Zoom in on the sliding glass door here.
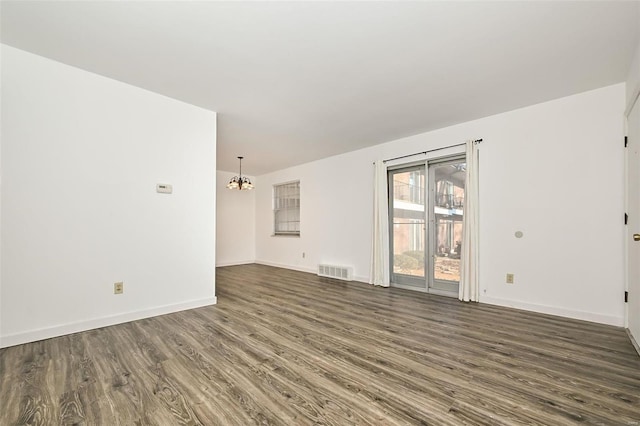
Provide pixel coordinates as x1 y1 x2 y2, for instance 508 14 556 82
428 158 466 295
389 156 466 296
389 166 427 289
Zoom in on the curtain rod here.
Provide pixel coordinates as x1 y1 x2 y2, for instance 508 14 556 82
378 138 483 164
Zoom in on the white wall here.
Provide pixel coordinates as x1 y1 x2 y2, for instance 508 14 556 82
216 170 256 266
255 153 374 281
626 6 640 111
256 84 626 326
0 46 217 347
0 39 3 344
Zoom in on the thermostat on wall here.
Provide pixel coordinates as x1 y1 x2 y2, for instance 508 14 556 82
156 183 173 194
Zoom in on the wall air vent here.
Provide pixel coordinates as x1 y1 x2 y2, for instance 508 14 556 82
318 264 353 281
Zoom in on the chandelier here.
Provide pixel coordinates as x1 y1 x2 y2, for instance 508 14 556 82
226 156 254 190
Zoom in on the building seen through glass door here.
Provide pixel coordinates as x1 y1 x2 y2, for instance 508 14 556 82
389 157 466 295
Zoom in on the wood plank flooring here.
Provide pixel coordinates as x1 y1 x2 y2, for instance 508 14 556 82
1 263 639 425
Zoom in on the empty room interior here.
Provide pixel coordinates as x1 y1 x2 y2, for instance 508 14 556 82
2 1 640 424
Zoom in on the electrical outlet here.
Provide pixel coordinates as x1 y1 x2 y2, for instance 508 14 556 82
114 282 124 294
506 273 514 284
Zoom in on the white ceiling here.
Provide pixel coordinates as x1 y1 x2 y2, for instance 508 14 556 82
2 1 638 175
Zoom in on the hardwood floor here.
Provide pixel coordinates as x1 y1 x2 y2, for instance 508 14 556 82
1 264 639 425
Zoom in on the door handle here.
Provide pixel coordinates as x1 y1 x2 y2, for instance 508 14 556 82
634 234 640 241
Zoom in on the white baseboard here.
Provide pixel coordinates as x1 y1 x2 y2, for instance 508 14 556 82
255 260 369 283
216 259 255 267
0 296 217 348
255 260 317 275
480 295 624 327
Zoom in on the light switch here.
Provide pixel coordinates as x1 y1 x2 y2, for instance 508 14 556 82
156 183 173 194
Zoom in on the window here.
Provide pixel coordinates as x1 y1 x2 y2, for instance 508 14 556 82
273 181 300 236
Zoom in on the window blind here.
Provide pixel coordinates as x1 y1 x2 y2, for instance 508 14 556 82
273 181 300 235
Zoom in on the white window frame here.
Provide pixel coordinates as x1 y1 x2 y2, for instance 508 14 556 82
273 180 300 237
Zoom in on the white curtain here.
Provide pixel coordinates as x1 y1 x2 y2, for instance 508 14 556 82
370 160 390 287
459 140 479 302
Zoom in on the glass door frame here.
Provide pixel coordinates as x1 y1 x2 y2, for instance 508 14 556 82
388 163 428 291
427 155 466 298
388 154 466 297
